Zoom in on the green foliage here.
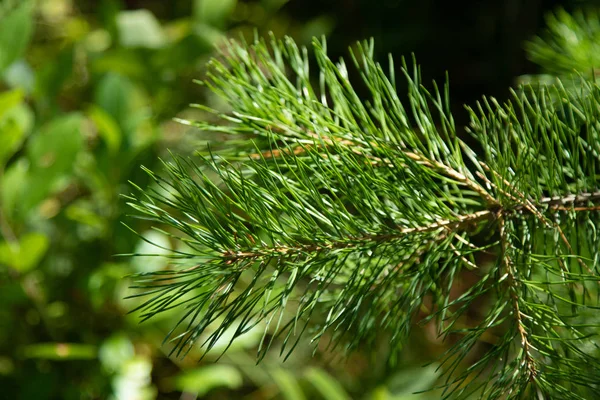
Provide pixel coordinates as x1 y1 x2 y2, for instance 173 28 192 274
171 364 243 396
0 1 233 398
0 0 33 74
3 1 390 399
0 232 48 272
5 1 600 399
127 33 600 399
521 7 600 91
525 7 600 76
0 88 29 167
116 10 167 49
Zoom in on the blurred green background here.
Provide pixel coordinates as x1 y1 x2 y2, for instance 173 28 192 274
0 1 596 399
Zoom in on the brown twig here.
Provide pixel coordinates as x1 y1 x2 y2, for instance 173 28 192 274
223 210 493 261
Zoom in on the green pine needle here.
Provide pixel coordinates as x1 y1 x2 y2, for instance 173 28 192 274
126 34 600 399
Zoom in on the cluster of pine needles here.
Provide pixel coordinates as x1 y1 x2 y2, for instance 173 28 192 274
125 25 600 400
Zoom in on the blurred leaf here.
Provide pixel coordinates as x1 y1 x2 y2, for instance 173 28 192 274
46 301 67 318
98 0 122 38
91 49 146 80
131 230 172 273
117 10 166 49
370 387 391 400
272 368 306 400
99 334 135 372
94 72 153 149
0 0 34 74
0 356 15 375
0 101 34 154
1 158 27 218
304 368 350 400
3 60 34 93
0 118 24 168
94 73 133 128
193 23 225 46
261 0 289 11
34 46 74 106
84 29 112 53
88 262 129 310
28 113 83 173
154 31 214 71
201 319 265 356
299 16 335 45
526 8 600 75
0 88 23 120
39 0 73 22
112 357 157 400
65 200 108 238
63 16 90 43
0 232 49 273
88 105 122 154
194 0 237 28
172 365 243 395
385 364 441 399
22 343 97 360
0 89 26 166
23 113 83 212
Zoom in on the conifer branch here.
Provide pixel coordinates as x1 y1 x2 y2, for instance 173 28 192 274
127 34 600 398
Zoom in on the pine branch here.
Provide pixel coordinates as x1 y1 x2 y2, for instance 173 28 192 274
126 35 600 399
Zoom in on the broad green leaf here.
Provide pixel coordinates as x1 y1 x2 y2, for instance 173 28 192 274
194 0 237 28
88 263 130 310
0 88 23 120
272 369 306 400
94 73 133 125
34 47 74 103
99 334 135 372
300 16 335 45
22 343 97 360
0 89 29 167
0 0 34 74
0 232 49 273
131 230 172 273
117 10 166 49
370 387 391 400
1 98 34 134
112 357 156 400
65 201 106 229
88 105 122 154
94 73 156 151
0 118 24 167
23 114 83 212
385 364 441 399
39 0 74 21
201 319 264 356
3 60 35 92
28 113 83 174
172 365 243 396
193 23 224 46
153 29 216 71
1 158 27 219
94 73 137 133
304 368 350 400
91 50 146 79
